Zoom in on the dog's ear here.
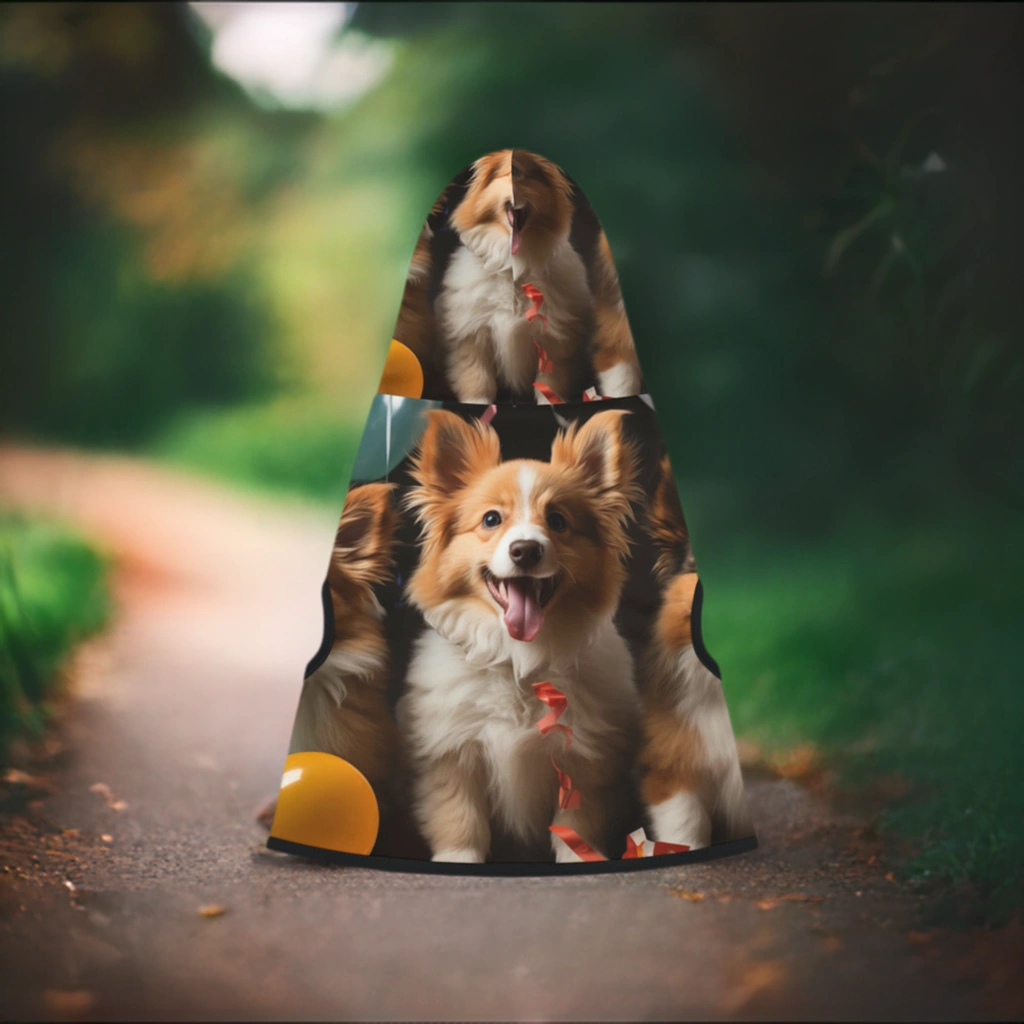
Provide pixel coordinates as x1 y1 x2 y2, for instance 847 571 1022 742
409 410 501 500
551 409 638 497
330 483 397 588
647 455 694 581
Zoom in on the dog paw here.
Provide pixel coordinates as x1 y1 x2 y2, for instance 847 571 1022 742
432 847 485 864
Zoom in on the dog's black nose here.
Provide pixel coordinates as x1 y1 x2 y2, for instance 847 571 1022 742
509 540 543 569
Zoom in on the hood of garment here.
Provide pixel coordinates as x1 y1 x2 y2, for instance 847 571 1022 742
386 149 644 405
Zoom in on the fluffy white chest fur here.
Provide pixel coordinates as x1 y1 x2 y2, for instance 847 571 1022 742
436 236 592 398
398 608 638 847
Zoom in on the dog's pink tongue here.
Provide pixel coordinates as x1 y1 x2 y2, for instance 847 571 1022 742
504 578 543 642
511 223 521 255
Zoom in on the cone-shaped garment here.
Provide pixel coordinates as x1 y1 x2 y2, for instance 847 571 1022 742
268 149 757 874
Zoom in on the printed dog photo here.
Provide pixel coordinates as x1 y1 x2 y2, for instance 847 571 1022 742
273 394 755 867
393 149 644 405
637 456 755 850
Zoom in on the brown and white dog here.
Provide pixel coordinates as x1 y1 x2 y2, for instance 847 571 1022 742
418 149 642 404
637 456 753 850
398 409 643 863
287 483 402 815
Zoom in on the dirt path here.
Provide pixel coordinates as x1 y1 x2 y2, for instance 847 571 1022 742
0 445 998 1021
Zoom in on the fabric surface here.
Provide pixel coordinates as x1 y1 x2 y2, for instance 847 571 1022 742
269 150 756 872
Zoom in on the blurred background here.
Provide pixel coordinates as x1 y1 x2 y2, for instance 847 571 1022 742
1 2 1022 921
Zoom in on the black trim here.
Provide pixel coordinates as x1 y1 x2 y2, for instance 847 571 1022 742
690 578 722 680
266 834 757 877
303 578 334 680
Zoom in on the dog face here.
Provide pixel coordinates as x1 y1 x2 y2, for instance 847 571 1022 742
448 149 576 273
509 149 575 266
328 483 398 628
450 149 514 270
407 410 640 645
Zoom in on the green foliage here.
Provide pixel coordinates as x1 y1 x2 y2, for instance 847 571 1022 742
706 497 1024 920
0 515 110 762
152 399 365 507
0 3 309 446
347 1 1024 521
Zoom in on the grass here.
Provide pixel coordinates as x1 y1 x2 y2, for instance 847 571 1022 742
703 498 1024 921
151 398 365 508
0 515 111 763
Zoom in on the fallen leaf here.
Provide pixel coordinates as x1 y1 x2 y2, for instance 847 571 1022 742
89 782 128 812
720 960 788 1014
42 989 95 1018
734 738 762 767
759 893 824 909
669 887 705 902
101 834 113 844
885 871 896 882
3 768 54 792
197 903 226 919
770 744 822 780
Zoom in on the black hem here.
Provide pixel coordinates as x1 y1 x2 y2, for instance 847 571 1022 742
690 577 722 680
266 833 758 877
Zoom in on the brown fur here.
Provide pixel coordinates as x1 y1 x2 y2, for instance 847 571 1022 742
590 232 642 387
635 457 753 847
647 454 696 582
656 571 698 651
638 706 707 805
510 149 576 260
289 483 403 813
391 223 437 374
451 149 513 237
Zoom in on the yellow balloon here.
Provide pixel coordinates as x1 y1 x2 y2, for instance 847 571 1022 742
269 751 380 856
378 339 424 399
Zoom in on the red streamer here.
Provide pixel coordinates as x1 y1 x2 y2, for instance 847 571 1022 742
549 825 606 862
536 681 692 864
533 681 569 734
653 840 690 856
533 381 564 405
535 341 554 375
553 761 581 810
522 283 549 331
622 829 691 859
533 682 580 812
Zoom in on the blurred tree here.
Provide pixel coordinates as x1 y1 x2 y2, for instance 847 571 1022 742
0 3 316 444
347 2 1024 523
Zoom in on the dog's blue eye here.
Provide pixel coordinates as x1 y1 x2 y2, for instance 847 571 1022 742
546 511 567 532
482 510 502 528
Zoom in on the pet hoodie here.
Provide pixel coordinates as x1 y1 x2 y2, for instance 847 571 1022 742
267 149 757 874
